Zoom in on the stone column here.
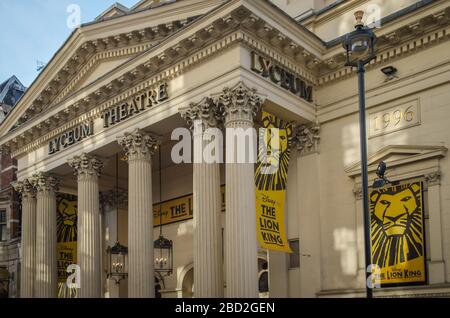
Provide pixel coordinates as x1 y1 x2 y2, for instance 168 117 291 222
31 172 59 298
118 129 157 298
181 97 224 298
425 172 446 284
68 154 103 298
101 189 128 298
13 179 36 298
216 82 264 298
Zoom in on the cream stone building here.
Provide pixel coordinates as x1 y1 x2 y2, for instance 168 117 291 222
0 0 449 298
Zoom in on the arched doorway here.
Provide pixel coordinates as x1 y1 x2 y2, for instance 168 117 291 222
258 257 269 297
181 268 194 298
0 267 9 298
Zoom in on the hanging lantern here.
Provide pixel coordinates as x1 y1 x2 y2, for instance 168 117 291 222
107 241 128 284
106 154 128 285
153 145 173 276
342 11 377 67
154 235 173 275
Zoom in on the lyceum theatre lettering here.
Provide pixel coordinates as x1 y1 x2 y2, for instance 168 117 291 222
251 52 313 102
101 83 168 128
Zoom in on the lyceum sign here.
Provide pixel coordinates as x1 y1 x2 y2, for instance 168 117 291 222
251 52 313 103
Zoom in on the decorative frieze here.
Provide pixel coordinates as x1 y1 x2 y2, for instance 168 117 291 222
319 10 450 85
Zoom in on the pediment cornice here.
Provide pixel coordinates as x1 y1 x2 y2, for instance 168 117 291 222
345 145 448 178
1 0 227 136
14 17 199 130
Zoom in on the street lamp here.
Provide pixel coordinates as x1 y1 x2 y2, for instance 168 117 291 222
343 10 377 299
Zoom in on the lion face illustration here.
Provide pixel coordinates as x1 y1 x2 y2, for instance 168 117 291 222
255 113 293 191
57 197 78 243
370 182 424 267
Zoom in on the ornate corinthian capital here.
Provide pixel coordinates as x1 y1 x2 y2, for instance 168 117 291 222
100 189 128 210
68 153 103 178
12 179 36 199
216 82 264 126
117 129 158 161
425 172 441 186
293 123 320 156
180 97 220 131
30 172 59 193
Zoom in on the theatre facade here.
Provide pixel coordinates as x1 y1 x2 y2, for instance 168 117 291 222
1 0 450 298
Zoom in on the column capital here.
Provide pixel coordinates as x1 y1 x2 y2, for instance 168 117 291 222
118 129 158 161
12 179 36 199
30 172 59 193
216 82 264 127
68 153 103 178
353 186 363 200
100 189 128 210
293 122 320 156
180 97 221 131
425 171 441 186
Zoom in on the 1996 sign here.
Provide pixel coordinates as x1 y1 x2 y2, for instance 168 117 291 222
369 101 421 138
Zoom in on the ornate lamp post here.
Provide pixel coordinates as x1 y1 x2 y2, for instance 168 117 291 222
342 11 377 299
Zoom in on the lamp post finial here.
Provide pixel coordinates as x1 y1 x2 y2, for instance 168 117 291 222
354 10 365 28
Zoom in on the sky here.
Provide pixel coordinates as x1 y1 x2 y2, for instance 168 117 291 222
0 0 139 87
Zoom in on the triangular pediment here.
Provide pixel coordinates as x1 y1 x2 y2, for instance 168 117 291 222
76 56 135 91
131 0 171 12
95 3 130 21
50 53 139 106
0 0 222 136
345 145 448 178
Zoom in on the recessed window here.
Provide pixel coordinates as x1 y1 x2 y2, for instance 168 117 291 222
0 210 7 242
288 239 300 269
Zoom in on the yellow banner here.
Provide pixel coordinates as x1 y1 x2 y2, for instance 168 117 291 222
56 193 78 298
255 112 293 253
153 186 225 226
369 180 426 286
